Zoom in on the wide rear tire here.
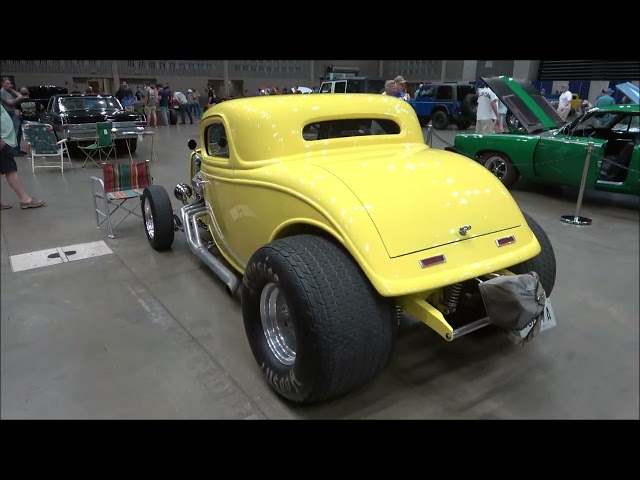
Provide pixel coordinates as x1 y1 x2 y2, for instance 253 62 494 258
510 212 557 296
241 234 396 404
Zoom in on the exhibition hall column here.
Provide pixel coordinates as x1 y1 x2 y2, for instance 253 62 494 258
112 60 120 92
223 60 229 97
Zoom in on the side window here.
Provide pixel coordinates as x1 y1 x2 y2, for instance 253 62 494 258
435 86 453 101
319 83 333 93
457 85 475 101
206 123 229 158
334 81 346 93
346 81 360 93
47 98 54 112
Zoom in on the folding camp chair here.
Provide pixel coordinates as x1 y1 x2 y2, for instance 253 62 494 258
22 122 72 173
79 121 117 168
90 160 151 238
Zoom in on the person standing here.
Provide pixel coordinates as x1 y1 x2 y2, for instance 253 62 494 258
475 82 500 134
556 84 573 121
173 91 193 125
16 88 43 123
595 88 615 107
1 78 26 156
157 84 170 126
144 82 158 127
0 105 45 210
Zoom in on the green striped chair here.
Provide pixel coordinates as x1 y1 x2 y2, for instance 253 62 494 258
90 160 152 238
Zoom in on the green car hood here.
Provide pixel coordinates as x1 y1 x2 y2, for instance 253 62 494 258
481 76 566 134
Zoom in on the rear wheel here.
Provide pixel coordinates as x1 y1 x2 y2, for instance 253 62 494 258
510 212 557 296
241 234 396 404
480 151 520 188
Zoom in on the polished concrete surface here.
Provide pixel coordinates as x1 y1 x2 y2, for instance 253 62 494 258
1 122 638 419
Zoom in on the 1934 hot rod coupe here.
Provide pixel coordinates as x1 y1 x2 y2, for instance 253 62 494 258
140 93 558 404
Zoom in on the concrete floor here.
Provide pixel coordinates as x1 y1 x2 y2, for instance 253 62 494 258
1 122 638 419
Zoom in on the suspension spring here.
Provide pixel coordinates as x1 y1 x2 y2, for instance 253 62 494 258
442 283 463 314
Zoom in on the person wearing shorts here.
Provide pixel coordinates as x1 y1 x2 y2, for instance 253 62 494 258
144 82 158 127
0 104 45 210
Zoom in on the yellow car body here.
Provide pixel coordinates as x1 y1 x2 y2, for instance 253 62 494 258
142 92 557 404
193 94 540 327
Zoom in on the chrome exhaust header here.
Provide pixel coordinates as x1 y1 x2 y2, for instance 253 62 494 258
181 201 240 297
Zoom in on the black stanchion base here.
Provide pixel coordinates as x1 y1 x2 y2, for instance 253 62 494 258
561 215 592 226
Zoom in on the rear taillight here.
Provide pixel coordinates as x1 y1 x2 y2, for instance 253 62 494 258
455 102 461 113
419 254 446 268
495 235 516 247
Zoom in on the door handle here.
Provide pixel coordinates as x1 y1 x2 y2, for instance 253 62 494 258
596 160 602 168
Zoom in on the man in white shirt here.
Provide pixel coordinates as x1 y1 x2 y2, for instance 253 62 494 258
173 91 193 125
475 84 500 134
557 84 573 121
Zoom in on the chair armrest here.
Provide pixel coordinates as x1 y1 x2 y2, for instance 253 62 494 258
90 175 105 196
56 139 68 145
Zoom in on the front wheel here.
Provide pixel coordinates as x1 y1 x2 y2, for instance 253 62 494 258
241 234 396 404
141 185 175 251
431 111 450 130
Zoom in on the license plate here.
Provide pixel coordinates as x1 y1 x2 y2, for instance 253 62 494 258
514 298 557 340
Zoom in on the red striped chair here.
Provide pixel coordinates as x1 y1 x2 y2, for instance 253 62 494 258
90 160 152 238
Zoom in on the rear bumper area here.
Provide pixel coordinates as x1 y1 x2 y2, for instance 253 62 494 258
398 294 492 342
372 224 540 297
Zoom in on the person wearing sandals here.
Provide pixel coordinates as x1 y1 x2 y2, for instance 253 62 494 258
0 104 45 210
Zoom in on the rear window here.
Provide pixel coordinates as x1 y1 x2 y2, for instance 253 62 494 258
457 85 476 100
302 118 401 140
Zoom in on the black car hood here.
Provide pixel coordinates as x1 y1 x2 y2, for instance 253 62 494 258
62 109 140 124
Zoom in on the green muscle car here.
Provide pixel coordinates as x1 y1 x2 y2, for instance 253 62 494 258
449 76 639 196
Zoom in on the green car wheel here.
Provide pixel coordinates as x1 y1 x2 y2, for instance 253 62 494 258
480 151 520 188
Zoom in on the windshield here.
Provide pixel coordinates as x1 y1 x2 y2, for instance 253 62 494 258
59 96 122 111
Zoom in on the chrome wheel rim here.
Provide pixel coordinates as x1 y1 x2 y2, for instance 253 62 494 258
260 282 296 366
485 157 508 180
144 200 154 239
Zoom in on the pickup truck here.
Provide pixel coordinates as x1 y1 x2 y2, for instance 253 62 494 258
408 82 477 130
42 93 147 154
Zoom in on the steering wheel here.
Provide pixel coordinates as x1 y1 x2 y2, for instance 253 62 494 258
583 125 596 138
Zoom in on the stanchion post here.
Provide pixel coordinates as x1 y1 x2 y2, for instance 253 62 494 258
561 141 594 226
427 124 433 147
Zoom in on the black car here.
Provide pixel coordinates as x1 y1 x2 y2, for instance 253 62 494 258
27 85 68 110
42 93 147 154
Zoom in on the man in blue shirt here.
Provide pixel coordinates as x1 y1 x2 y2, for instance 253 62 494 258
157 83 170 126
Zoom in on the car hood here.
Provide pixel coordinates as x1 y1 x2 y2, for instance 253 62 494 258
61 109 140 124
481 76 566 134
615 82 639 104
314 146 523 258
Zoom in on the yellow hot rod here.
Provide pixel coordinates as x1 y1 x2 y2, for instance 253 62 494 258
140 93 558 404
